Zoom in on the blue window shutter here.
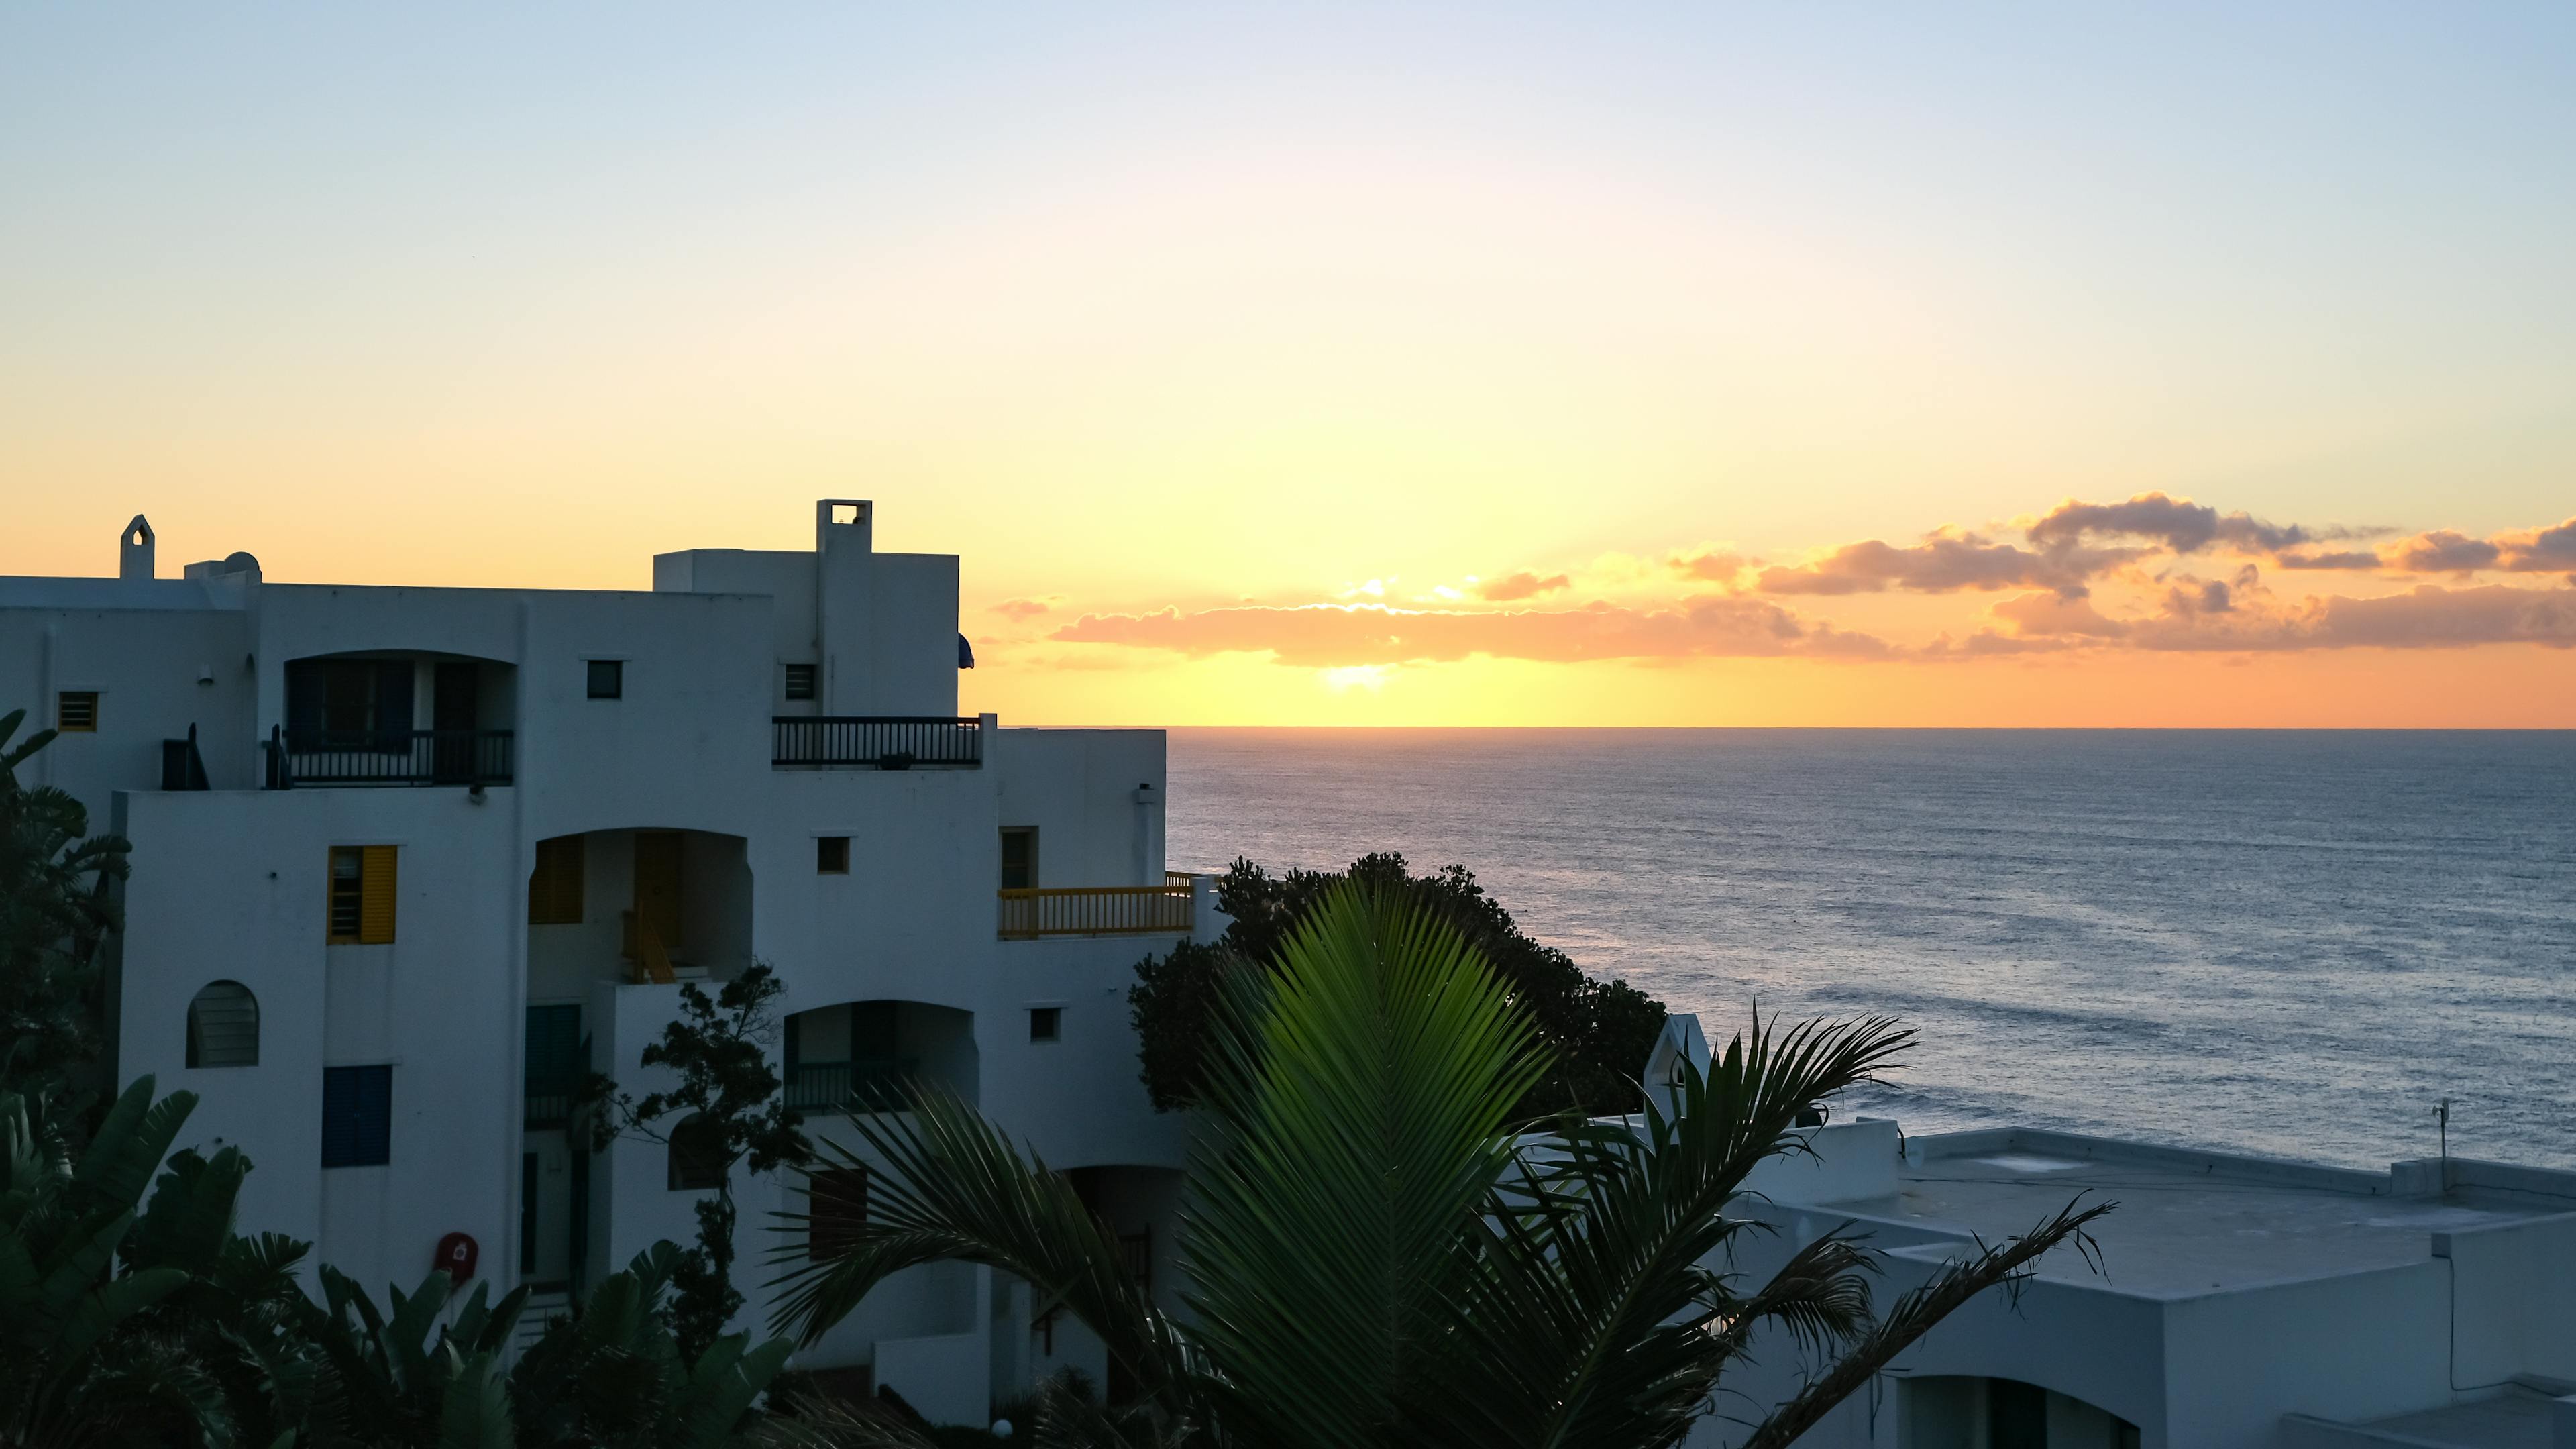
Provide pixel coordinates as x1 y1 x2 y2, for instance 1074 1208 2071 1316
323 1065 392 1167
524 1005 581 1096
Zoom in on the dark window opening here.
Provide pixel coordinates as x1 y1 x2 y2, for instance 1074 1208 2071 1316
668 1113 726 1191
784 663 817 700
286 659 413 749
817 836 849 874
56 691 98 732
321 1065 392 1167
1000 828 1036 891
1029 1006 1061 1043
586 659 623 699
808 1166 869 1259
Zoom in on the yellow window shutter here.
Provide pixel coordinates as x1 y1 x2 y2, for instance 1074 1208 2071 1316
358 845 398 944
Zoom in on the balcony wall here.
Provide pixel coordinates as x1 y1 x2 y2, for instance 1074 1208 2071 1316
528 828 753 998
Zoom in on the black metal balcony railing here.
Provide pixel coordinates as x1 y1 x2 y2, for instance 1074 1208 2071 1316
772 716 981 769
266 726 515 787
784 1057 920 1112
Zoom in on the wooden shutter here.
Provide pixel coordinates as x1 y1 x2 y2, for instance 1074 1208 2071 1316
358 845 398 944
529 835 584 925
808 1167 868 1258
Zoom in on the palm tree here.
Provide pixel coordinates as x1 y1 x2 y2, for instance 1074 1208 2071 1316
1 707 132 1111
768 886 2108 1448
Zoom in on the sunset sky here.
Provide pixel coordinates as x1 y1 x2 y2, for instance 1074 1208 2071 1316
5 5 2573 725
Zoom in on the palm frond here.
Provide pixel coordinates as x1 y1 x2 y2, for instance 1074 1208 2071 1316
1734 1197 2116 1449
764 1086 1188 1407
1181 882 1548 1449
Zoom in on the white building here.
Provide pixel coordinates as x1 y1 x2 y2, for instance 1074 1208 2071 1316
2 503 1209 1423
1647 1018 2576 1449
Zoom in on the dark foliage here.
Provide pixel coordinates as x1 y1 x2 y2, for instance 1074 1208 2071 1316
580 961 810 1358
1130 853 1666 1119
0 708 131 1118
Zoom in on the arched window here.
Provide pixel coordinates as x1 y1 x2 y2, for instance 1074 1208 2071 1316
667 1113 727 1191
186 981 259 1068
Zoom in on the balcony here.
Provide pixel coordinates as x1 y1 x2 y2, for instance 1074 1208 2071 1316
784 1057 920 1112
266 727 515 787
996 884 1194 940
772 716 981 769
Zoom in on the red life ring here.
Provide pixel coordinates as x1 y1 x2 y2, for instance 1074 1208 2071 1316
435 1232 478 1286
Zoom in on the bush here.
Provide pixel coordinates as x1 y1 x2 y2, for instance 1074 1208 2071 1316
1130 852 1666 1120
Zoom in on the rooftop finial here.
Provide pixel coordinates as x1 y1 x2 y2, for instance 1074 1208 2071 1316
119 515 155 580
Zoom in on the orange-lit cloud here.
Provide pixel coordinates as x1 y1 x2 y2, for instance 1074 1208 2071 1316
1474 570 1570 602
1756 533 2127 598
991 596 1059 621
1048 494 2576 684
1053 596 1893 665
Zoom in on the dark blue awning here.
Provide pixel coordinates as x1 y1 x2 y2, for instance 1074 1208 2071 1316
957 633 976 669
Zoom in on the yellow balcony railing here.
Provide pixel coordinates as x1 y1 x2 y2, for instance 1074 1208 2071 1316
998 884 1195 941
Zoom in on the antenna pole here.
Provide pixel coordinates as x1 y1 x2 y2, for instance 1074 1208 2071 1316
2435 1097 2451 1169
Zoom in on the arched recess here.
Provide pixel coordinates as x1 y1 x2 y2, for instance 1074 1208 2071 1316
186 981 259 1067
668 1113 727 1191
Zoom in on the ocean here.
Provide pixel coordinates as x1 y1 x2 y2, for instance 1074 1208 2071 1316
1165 729 2576 1171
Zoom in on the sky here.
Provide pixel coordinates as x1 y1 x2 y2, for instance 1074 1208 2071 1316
5 4 2573 725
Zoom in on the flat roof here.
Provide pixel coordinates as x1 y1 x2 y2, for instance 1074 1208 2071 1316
1815 1131 2576 1299
2351 1385 2565 1448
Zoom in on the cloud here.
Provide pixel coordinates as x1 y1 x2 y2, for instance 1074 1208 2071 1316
2128 582 2576 651
1051 597 1892 665
2497 517 2576 574
1668 548 1752 584
1475 570 1571 602
2382 530 2502 574
2025 491 2324 554
1756 533 2125 598
2277 517 2576 576
1991 591 2129 637
989 596 1058 621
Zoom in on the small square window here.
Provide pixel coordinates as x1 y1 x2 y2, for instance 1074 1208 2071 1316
1028 1006 1061 1043
586 659 623 699
817 836 849 874
784 663 817 701
56 692 98 732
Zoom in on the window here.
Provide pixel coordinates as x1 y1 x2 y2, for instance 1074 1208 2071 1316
784 663 817 700
807 1166 868 1259
524 1004 582 1128
816 836 849 874
668 1113 726 1191
321 1065 392 1167
285 659 412 747
186 981 259 1067
1000 828 1037 890
528 835 585 925
56 692 98 732
586 659 623 699
1028 1006 1061 1043
327 845 398 944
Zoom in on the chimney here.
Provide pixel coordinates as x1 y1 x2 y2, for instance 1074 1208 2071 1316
119 515 156 580
816 499 873 556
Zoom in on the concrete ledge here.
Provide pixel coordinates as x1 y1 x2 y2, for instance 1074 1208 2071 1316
1909 1128 2397 1197
2281 1414 2473 1448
